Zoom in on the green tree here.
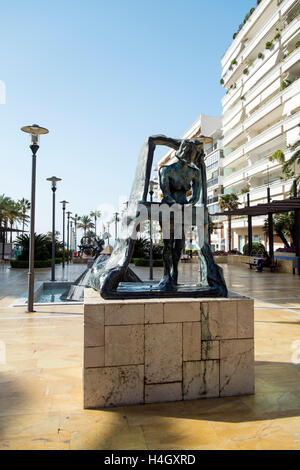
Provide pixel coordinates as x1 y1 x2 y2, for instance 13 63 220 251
17 198 30 233
269 141 300 194
71 214 81 251
16 233 63 260
263 212 295 249
90 210 101 236
78 215 95 237
0 196 24 244
219 193 240 251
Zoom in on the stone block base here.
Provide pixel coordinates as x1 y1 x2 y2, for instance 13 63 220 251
83 289 254 408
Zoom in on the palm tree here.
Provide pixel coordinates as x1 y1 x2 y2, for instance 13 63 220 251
0 195 13 250
219 193 240 251
90 210 101 236
263 213 295 249
0 196 23 243
270 140 300 194
71 214 81 251
17 198 31 233
77 215 95 237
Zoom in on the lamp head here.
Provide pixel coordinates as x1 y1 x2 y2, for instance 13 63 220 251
60 200 69 209
47 176 62 189
21 124 49 144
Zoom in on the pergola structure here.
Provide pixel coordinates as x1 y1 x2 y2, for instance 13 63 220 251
216 193 300 267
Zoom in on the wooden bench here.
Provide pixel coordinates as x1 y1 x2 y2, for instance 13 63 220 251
245 259 278 272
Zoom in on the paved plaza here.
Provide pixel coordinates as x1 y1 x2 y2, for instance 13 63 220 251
0 262 300 449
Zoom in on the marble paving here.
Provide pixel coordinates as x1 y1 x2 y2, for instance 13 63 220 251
0 263 300 449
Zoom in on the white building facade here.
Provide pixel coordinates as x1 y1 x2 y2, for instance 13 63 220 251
221 0 300 252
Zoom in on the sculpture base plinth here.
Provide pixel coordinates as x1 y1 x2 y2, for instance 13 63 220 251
110 282 221 299
83 288 254 408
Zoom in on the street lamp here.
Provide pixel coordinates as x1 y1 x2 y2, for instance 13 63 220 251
46 176 61 282
60 200 69 268
66 211 72 264
114 212 119 241
21 124 49 313
149 180 156 281
107 222 111 246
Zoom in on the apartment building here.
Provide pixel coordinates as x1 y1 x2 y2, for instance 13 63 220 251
221 0 300 252
155 114 225 250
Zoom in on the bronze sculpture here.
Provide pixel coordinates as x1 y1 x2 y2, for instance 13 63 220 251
158 138 204 290
89 135 227 298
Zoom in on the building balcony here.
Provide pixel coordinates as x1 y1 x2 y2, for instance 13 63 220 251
223 146 244 169
221 0 274 71
243 45 280 95
282 45 300 74
224 157 283 190
223 100 243 128
223 123 245 148
240 179 294 204
239 9 280 67
243 78 300 132
281 15 300 46
223 111 300 168
222 0 296 74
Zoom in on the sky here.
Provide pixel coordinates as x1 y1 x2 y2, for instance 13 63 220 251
0 0 254 239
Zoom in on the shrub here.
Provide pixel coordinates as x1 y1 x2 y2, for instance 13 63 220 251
132 258 163 267
243 68 249 75
243 242 266 256
152 244 164 260
250 7 255 15
257 0 262 5
243 13 250 24
11 259 52 269
295 41 300 48
233 32 238 40
266 41 273 49
270 149 285 163
231 59 237 65
220 78 224 85
274 32 281 41
132 238 150 258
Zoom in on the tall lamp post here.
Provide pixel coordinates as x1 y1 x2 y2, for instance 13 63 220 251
21 124 49 313
107 222 111 246
66 211 72 264
60 200 69 268
46 176 61 282
149 180 155 280
114 212 119 241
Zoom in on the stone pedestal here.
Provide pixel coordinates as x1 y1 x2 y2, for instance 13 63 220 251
83 288 254 408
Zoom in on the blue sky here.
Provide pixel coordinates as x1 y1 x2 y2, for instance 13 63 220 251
0 0 254 237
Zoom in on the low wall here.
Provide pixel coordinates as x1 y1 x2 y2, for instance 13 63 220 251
83 288 254 408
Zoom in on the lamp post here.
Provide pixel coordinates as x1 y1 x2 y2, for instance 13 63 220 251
46 176 61 282
66 211 72 264
70 221 73 260
149 180 155 280
60 200 69 268
21 124 49 313
114 212 119 241
107 222 110 246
